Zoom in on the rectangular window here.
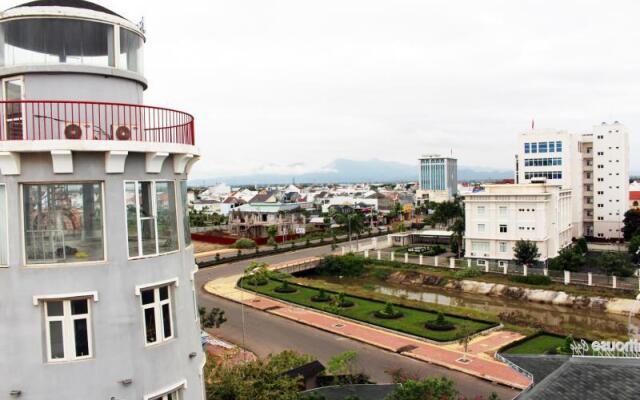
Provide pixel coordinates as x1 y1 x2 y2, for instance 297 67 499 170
44 298 92 362
538 141 547 153
477 224 485 233
499 206 507 217
556 141 562 152
151 389 181 400
126 181 179 258
499 224 507 233
499 242 507 253
471 241 490 253
3 76 25 140
180 181 191 246
531 143 537 153
23 183 104 265
524 143 530 153
549 141 555 152
0 185 6 265
477 206 485 215
140 285 174 345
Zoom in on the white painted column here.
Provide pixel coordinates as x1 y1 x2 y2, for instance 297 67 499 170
341 247 346 255
387 235 392 245
588 272 593 286
434 256 439 267
449 258 455 269
404 253 409 263
543 268 548 277
377 250 381 260
390 252 395 262
564 270 570 285
612 276 617 289
467 259 471 268
523 265 528 276
364 250 369 258
419 255 423 265
503 264 508 275
485 263 489 273
372 237 378 249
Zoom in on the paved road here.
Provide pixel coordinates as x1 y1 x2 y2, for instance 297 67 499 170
195 245 519 400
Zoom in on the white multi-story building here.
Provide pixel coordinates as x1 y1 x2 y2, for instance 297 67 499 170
464 184 573 264
516 122 629 239
417 155 457 205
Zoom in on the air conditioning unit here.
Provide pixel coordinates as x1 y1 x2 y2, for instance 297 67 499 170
60 122 93 140
111 124 139 141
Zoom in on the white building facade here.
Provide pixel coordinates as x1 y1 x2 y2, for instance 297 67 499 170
516 122 629 239
417 154 457 204
464 184 573 264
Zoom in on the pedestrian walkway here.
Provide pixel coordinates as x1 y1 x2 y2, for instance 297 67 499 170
203 265 531 390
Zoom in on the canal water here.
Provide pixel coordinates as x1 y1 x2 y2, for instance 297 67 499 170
318 276 631 338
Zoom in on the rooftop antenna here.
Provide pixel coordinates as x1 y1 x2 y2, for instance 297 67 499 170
137 16 146 34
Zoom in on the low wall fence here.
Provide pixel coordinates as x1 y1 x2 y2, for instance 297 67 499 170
353 249 640 292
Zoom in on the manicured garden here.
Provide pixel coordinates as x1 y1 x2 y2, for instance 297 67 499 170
241 277 497 341
504 334 567 355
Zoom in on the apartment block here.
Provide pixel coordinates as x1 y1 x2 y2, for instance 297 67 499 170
464 184 573 264
516 122 629 239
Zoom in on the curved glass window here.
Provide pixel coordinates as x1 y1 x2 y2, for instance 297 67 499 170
1 18 114 68
119 27 144 75
0 18 144 74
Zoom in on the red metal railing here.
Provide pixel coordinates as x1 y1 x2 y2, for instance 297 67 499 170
0 100 195 145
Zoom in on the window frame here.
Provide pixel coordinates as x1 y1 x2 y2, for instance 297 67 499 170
0 184 8 267
124 180 180 259
20 181 107 267
144 381 187 400
136 280 178 347
41 296 95 363
179 180 192 248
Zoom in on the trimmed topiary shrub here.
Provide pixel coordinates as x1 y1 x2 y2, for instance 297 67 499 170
311 289 332 302
374 302 403 319
244 276 268 286
334 292 354 308
425 312 455 331
274 280 297 293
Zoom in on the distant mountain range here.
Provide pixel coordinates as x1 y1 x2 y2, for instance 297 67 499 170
192 159 513 186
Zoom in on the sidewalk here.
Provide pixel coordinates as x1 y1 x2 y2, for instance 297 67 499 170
203 264 531 389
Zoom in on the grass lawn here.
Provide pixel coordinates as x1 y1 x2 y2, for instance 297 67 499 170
242 278 496 342
504 334 567 355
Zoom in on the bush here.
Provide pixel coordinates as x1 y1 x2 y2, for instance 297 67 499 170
267 237 277 247
598 252 635 277
548 245 584 272
316 254 366 277
509 275 552 286
311 289 331 302
629 235 640 254
453 268 482 279
371 268 391 281
233 238 257 249
274 281 297 293
425 312 455 331
374 302 403 319
244 276 268 286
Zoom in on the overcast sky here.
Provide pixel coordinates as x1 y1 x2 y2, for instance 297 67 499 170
8 0 640 178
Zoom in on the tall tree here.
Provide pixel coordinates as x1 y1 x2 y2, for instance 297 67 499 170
384 377 458 400
513 240 540 266
623 209 640 240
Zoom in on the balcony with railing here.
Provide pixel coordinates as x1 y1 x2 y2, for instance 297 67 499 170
0 100 195 147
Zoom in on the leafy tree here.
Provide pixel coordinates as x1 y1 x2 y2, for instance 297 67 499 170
598 251 635 277
316 254 366 277
623 209 640 240
267 225 278 242
199 306 227 329
513 240 540 266
205 353 302 400
384 377 458 400
450 217 465 257
629 235 640 254
574 238 589 254
326 351 362 383
265 350 313 372
432 200 463 228
548 245 585 272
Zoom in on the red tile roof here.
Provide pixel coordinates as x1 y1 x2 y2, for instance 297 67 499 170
630 191 640 201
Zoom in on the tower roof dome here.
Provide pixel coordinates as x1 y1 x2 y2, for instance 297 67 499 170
9 0 124 19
